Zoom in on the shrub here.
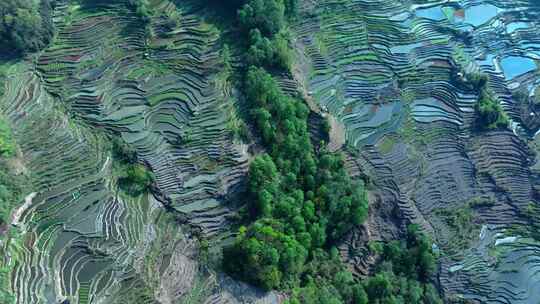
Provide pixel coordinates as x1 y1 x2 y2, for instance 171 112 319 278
273 33 293 70
238 0 285 36
247 29 293 70
112 138 154 195
223 219 308 290
361 225 441 304
112 138 137 164
521 202 540 241
0 0 54 56
475 90 508 130
467 72 488 91
129 0 151 23
118 163 154 195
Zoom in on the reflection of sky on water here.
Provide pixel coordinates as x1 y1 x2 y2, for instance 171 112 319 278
500 56 537 80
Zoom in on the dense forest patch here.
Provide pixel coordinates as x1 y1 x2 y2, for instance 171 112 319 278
0 0 55 56
206 0 442 303
0 0 456 303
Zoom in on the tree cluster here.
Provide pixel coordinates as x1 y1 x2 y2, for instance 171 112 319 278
204 1 442 303
221 0 370 298
454 71 508 131
247 29 292 70
238 0 286 35
238 0 294 70
287 248 369 304
284 225 441 304
0 0 55 56
224 65 369 292
354 225 442 304
475 88 508 130
245 68 368 241
112 139 154 196
224 219 308 289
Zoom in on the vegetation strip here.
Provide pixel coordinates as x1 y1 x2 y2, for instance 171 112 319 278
210 1 442 303
0 0 445 302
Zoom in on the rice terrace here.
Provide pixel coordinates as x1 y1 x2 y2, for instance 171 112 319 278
1 0 540 303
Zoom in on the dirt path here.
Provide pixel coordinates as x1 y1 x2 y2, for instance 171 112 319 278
292 48 346 151
12 192 37 228
327 115 346 152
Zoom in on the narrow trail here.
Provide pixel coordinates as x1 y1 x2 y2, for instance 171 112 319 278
292 49 346 152
11 192 37 228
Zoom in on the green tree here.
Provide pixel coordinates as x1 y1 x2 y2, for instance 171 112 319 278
247 29 274 66
224 219 308 290
117 163 154 195
249 154 280 216
238 0 285 35
365 273 393 300
283 0 298 18
273 33 293 70
0 0 54 55
352 285 368 304
475 90 508 130
112 138 154 195
247 29 292 69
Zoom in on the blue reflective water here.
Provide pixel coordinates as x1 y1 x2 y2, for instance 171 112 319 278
463 4 499 26
506 22 529 34
500 56 537 79
416 6 445 20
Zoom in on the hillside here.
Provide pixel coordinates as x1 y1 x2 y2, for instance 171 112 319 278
1 0 540 303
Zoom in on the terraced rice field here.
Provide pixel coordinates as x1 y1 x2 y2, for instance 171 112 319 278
39 0 252 236
294 0 540 302
0 1 269 303
2 0 540 303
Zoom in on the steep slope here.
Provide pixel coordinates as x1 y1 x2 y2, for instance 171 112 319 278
2 0 540 303
293 0 540 302
0 0 279 303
